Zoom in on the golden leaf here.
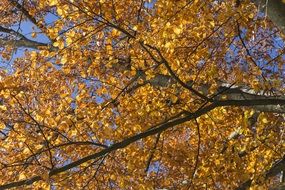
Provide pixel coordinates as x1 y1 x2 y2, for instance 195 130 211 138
48 0 58 6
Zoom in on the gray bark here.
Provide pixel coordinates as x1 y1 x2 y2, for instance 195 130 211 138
0 38 49 49
0 25 51 49
253 0 285 34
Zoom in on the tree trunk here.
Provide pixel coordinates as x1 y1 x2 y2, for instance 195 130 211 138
253 0 285 34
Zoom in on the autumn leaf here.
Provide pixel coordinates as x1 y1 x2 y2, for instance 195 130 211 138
0 1 284 190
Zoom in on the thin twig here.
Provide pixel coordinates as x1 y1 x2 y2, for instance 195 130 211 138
145 133 161 173
188 119 201 189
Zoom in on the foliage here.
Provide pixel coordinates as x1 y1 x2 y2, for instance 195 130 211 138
0 0 284 189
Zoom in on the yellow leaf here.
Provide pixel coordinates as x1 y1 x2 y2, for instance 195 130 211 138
23 148 30 154
70 129 77 136
110 174 116 180
31 32 37 38
61 56 68 64
19 173 26 180
49 0 58 6
30 51 38 59
133 25 138 31
35 144 43 149
53 41 59 47
53 40 64 49
164 42 171 48
170 95 178 103
111 29 121 37
174 27 182 35
261 117 268 124
248 13 254 19
106 44 112 53
0 105 7 111
59 121 69 130
0 122 5 130
66 37 73 46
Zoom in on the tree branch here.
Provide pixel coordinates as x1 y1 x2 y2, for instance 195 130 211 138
8 0 54 43
139 42 210 101
252 0 285 34
0 25 50 49
145 133 161 173
188 119 201 189
236 155 285 190
1 99 285 189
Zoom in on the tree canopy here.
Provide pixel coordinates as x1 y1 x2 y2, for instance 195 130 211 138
0 0 284 189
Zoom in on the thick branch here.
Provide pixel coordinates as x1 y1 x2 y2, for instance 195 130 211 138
1 99 285 189
196 80 285 113
0 38 49 49
252 0 285 34
236 155 285 190
0 26 26 39
214 86 285 113
0 25 50 49
109 56 285 113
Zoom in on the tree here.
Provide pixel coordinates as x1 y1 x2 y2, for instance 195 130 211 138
0 0 284 189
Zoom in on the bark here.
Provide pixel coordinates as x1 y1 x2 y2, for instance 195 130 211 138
270 183 285 190
0 38 49 49
213 85 285 113
0 1 284 189
143 76 285 113
0 25 51 49
252 0 285 34
1 98 285 189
